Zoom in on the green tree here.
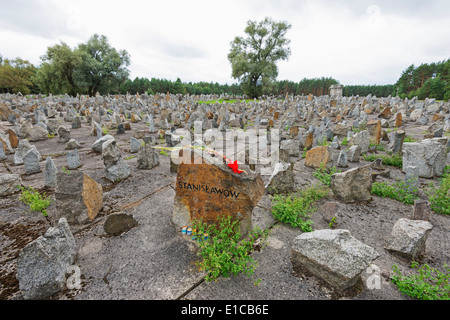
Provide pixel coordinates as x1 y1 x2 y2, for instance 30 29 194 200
34 42 81 95
228 17 291 98
0 57 37 94
74 34 130 96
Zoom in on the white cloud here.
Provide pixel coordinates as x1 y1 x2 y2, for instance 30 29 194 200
1 0 449 86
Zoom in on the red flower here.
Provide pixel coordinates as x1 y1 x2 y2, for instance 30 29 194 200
227 160 243 174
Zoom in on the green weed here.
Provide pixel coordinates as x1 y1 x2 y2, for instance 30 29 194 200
371 179 419 205
313 164 341 187
391 262 450 300
18 186 52 217
192 215 266 282
271 185 329 231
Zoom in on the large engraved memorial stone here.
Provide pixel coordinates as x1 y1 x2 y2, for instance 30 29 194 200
172 149 265 236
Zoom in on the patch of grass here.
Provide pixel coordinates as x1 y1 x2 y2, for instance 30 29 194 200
198 98 255 105
47 133 55 139
125 156 136 160
313 164 341 187
18 186 52 217
404 135 418 143
363 153 402 168
192 215 266 282
302 147 307 159
371 179 419 205
426 165 450 215
271 185 329 231
160 150 169 156
341 137 348 146
391 262 450 300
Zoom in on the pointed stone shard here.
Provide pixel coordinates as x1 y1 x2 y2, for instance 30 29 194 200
102 139 130 182
44 157 57 188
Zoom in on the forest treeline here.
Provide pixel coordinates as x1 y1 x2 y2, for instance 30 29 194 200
0 34 449 100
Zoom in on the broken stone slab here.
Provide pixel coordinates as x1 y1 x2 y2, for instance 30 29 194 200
0 131 13 154
265 162 294 194
103 213 138 236
16 218 77 300
291 229 379 291
411 200 432 222
67 148 81 170
91 134 115 153
385 218 433 261
23 148 42 175
351 130 370 153
65 139 81 150
0 174 22 197
280 139 300 157
14 139 42 165
330 164 373 203
347 145 361 162
130 137 141 153
102 139 131 182
137 142 160 169
28 125 49 142
57 125 71 143
402 138 447 177
305 145 332 169
172 148 265 236
44 157 57 188
54 171 103 225
387 130 405 155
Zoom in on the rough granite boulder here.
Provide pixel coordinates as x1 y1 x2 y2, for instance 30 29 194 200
385 218 433 261
291 229 379 291
330 164 373 203
0 174 22 197
16 218 77 300
402 138 447 177
54 171 103 225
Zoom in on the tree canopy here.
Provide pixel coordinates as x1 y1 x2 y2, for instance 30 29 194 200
228 17 291 98
0 57 37 95
34 34 130 96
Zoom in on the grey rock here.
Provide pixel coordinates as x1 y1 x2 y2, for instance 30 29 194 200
352 130 370 153
0 142 6 161
385 218 433 261
330 164 372 203
57 125 71 143
65 139 81 150
265 162 294 194
23 148 42 175
137 142 160 170
91 134 115 153
0 174 22 197
103 214 138 236
402 139 447 177
54 171 103 225
28 125 48 142
387 130 405 155
14 139 41 165
280 139 300 157
16 218 77 300
416 115 429 126
337 150 348 168
291 229 379 290
71 116 81 129
44 157 57 188
102 139 130 182
130 137 141 153
67 149 81 170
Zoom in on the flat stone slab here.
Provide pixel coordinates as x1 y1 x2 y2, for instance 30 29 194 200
291 229 380 291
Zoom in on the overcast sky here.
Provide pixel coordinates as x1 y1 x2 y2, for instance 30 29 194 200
1 0 449 86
